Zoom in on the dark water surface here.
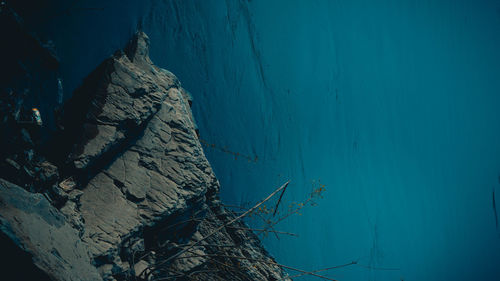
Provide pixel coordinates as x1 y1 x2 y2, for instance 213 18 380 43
20 1 500 280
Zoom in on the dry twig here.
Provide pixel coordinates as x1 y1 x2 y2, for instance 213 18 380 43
142 181 290 277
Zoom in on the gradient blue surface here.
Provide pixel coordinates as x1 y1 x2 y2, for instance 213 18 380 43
29 1 500 280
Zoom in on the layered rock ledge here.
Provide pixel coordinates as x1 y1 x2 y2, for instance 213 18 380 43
0 30 289 281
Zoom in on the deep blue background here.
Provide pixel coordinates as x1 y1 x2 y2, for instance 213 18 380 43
21 0 500 280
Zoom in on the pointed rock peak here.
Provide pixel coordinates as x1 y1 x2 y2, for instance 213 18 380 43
124 31 151 65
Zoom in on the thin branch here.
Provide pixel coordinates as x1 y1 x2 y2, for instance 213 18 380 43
263 196 314 233
152 273 185 281
226 226 298 237
223 204 281 239
254 211 280 239
143 181 290 276
187 218 297 237
169 253 337 281
273 182 289 216
180 248 247 279
287 261 358 279
174 243 238 249
222 204 248 209
151 267 187 280
187 269 220 278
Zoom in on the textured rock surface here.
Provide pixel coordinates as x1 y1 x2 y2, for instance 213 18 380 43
0 179 101 281
0 29 289 281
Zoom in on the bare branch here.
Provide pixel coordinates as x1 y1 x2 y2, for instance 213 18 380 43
287 261 358 279
226 226 298 237
143 181 290 275
186 217 297 237
273 182 289 216
223 204 281 239
169 253 337 281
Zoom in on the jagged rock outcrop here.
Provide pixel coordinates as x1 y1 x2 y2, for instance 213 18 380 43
0 30 289 281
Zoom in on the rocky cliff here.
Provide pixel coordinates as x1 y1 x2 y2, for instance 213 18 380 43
0 8 290 280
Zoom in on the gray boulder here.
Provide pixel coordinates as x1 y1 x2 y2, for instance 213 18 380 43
0 178 101 281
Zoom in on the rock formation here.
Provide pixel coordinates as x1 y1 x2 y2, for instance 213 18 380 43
0 8 290 280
